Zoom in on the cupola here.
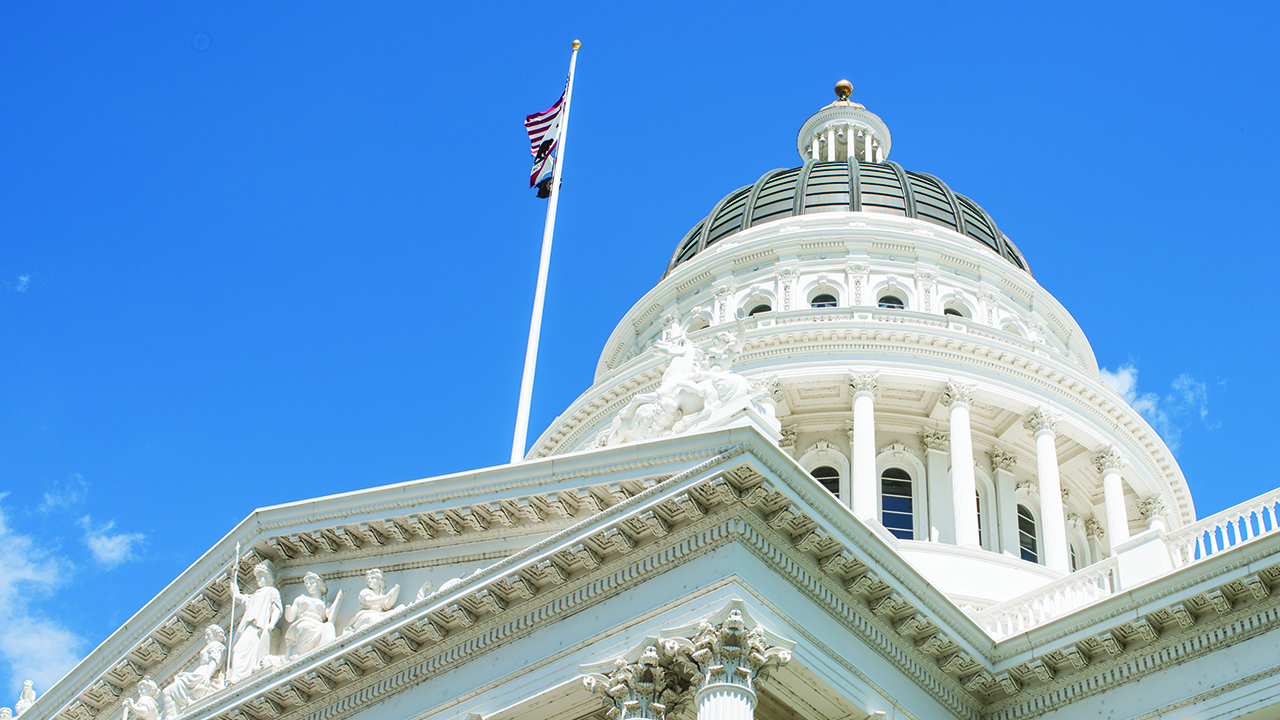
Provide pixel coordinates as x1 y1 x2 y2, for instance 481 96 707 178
796 79 892 163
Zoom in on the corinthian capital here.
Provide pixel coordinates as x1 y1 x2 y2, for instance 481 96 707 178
1022 407 1059 437
1138 496 1167 521
664 609 791 694
1092 446 1124 474
940 381 975 409
583 644 690 720
989 448 1017 472
847 372 880 400
921 428 949 452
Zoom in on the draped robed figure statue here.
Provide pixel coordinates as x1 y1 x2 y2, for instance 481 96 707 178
228 560 282 684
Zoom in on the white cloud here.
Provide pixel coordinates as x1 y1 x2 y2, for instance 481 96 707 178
15 275 29 293
40 473 88 513
0 498 84 697
78 516 146 570
1101 363 1215 451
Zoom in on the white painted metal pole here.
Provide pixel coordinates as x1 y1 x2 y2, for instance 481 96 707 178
511 40 580 464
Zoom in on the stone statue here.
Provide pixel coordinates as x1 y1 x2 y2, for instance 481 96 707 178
1 707 11 720
13 682 34 717
413 579 434 603
161 626 226 720
228 560 282 684
603 317 773 446
343 568 404 635
121 677 160 720
283 572 343 659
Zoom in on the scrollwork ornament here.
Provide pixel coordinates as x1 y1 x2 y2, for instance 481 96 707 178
778 425 797 448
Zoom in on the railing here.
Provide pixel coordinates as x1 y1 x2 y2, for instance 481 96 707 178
972 557 1117 639
1167 487 1280 568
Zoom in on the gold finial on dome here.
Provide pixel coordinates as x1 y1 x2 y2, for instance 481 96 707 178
572 39 582 50
835 79 853 100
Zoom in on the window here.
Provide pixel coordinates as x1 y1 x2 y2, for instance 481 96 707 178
1070 542 1080 572
748 303 772 316
944 308 963 317
881 467 914 540
811 465 840 498
976 491 983 546
878 295 905 310
687 316 710 332
1017 504 1039 563
810 293 837 308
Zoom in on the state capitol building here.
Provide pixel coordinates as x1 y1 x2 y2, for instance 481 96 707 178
15 82 1280 720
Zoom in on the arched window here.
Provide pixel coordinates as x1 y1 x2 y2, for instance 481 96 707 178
1017 504 1039 563
976 490 983 546
810 293 838 308
686 315 711 332
1070 542 1081 572
944 307 963 317
748 303 772 316
811 465 840 498
878 295 905 310
881 467 914 540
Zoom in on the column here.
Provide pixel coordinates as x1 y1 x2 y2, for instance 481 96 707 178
1092 446 1130 546
865 131 874 162
811 136 819 161
689 609 791 720
848 373 880 522
826 126 836 162
922 429 952 543
944 382 980 547
991 449 1019 556
1024 408 1069 572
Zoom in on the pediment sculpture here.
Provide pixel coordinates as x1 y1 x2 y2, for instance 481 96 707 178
601 317 777 447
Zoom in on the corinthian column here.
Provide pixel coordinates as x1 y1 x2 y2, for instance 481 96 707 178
943 382 979 547
681 609 791 720
847 373 880 522
1092 446 1130 546
1024 408 1069 572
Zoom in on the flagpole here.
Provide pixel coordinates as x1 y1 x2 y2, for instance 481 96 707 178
511 39 580 464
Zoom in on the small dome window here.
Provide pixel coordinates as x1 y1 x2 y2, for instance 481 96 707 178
1017 504 1039 563
881 467 914 540
748 303 772 316
810 465 841 498
810 293 838 308
944 308 963 317
878 295 905 310
686 316 711 332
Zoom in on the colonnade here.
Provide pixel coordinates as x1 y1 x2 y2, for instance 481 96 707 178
842 373 1136 573
808 123 882 163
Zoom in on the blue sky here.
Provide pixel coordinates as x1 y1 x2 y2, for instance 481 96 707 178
2 0 1277 700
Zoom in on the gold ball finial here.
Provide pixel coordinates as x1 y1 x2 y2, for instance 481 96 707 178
572 39 582 50
834 79 853 100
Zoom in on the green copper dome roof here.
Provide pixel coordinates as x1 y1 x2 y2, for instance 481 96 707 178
665 159 1030 277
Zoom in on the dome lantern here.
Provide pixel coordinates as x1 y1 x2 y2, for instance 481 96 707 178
796 80 892 163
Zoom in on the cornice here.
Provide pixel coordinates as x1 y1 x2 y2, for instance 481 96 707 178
33 444 746 720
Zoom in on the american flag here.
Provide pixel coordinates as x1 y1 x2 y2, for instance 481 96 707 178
525 90 565 188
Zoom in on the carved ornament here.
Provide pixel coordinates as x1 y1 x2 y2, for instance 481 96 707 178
1092 446 1124 474
1022 407 1059 438
847 372 880 400
940 382 975 409
920 428 949 452
990 448 1017 472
